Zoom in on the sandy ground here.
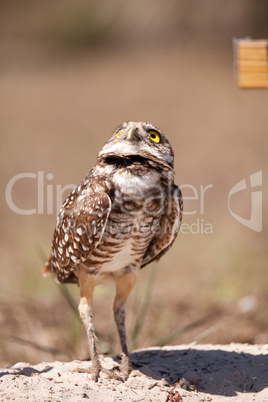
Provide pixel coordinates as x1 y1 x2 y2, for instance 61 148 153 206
1 344 267 402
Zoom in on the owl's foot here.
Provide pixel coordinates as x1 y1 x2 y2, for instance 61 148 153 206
75 366 124 382
119 353 131 381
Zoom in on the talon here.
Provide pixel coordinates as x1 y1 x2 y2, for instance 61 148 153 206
93 374 99 382
117 375 124 383
119 353 131 379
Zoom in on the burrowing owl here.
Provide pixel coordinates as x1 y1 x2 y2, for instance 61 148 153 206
43 121 183 381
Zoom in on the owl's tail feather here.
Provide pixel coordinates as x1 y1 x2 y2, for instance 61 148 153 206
42 256 53 277
42 256 78 284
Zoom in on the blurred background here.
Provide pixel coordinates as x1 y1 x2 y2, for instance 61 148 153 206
1 0 267 367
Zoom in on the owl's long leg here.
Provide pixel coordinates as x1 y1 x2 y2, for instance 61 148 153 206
78 269 124 382
113 270 137 379
78 269 100 381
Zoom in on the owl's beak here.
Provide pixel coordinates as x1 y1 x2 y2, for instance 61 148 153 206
126 127 139 142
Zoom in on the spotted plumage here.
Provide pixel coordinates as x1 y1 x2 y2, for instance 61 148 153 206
43 121 183 381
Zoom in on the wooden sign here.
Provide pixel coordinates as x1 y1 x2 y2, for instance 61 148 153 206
234 39 268 89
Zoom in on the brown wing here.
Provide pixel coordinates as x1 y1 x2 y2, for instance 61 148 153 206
141 185 183 269
43 190 111 283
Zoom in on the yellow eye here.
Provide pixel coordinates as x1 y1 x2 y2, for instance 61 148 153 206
148 130 160 143
115 129 123 138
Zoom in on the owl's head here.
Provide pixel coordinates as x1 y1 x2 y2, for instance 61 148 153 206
99 122 174 169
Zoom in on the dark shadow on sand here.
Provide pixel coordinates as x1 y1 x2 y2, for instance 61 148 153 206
129 348 268 396
0 365 52 378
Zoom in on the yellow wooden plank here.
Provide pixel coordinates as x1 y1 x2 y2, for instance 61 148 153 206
239 39 268 48
239 75 268 88
238 59 268 67
240 72 268 80
238 59 268 73
238 48 268 60
235 38 268 88
239 66 268 73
